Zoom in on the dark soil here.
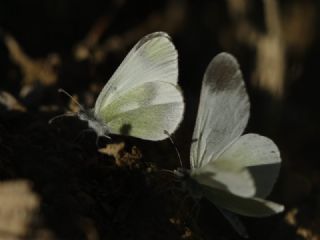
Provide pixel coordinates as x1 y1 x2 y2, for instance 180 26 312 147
1 0 320 239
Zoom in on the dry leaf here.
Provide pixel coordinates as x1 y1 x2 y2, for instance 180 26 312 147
119 146 142 167
0 180 39 238
98 142 125 157
0 91 27 112
296 227 320 240
285 208 298 226
99 142 142 167
285 208 320 240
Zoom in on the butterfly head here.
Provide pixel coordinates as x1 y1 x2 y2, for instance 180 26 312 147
78 109 110 137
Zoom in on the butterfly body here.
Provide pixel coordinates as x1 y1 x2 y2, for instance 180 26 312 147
78 109 111 137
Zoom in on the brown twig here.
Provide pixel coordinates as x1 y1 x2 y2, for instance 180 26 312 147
4 35 60 87
226 0 315 98
76 0 186 63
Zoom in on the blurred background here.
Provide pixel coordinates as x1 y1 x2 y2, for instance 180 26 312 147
0 0 319 239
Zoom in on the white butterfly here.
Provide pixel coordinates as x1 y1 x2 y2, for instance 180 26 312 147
55 32 184 141
175 52 284 217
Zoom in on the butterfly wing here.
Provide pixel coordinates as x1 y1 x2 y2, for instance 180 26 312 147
190 53 253 197
197 133 284 216
202 185 284 217
94 32 184 140
217 134 282 198
189 55 283 211
99 81 184 140
190 53 250 169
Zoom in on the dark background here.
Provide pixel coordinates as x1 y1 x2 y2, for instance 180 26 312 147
0 0 319 239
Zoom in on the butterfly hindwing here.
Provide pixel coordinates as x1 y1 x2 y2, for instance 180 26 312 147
100 81 184 140
191 157 255 197
216 134 281 198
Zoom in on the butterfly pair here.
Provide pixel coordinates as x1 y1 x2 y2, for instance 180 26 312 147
58 32 283 218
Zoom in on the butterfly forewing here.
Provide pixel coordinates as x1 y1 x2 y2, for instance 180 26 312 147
94 32 178 114
190 53 250 169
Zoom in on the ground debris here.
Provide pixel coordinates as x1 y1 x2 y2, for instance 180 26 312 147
98 142 142 168
0 180 39 239
0 91 26 112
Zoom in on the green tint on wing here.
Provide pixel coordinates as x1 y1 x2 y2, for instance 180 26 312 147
98 81 184 140
94 32 178 115
202 185 284 217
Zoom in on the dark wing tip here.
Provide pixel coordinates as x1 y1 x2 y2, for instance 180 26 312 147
203 52 242 92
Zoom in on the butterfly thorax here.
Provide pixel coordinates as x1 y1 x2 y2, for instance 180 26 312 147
174 168 203 200
78 109 110 137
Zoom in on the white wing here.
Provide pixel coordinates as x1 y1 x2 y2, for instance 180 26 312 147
190 53 250 169
191 154 255 197
188 53 283 216
98 81 184 140
189 53 253 197
193 133 281 200
94 32 178 114
202 185 284 217
93 32 184 140
218 134 281 198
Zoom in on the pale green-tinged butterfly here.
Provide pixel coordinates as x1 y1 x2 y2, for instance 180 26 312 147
52 32 184 141
173 52 284 235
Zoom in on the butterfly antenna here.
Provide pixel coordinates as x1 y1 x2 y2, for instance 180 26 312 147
160 169 175 176
48 112 75 124
164 130 183 168
58 88 84 110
